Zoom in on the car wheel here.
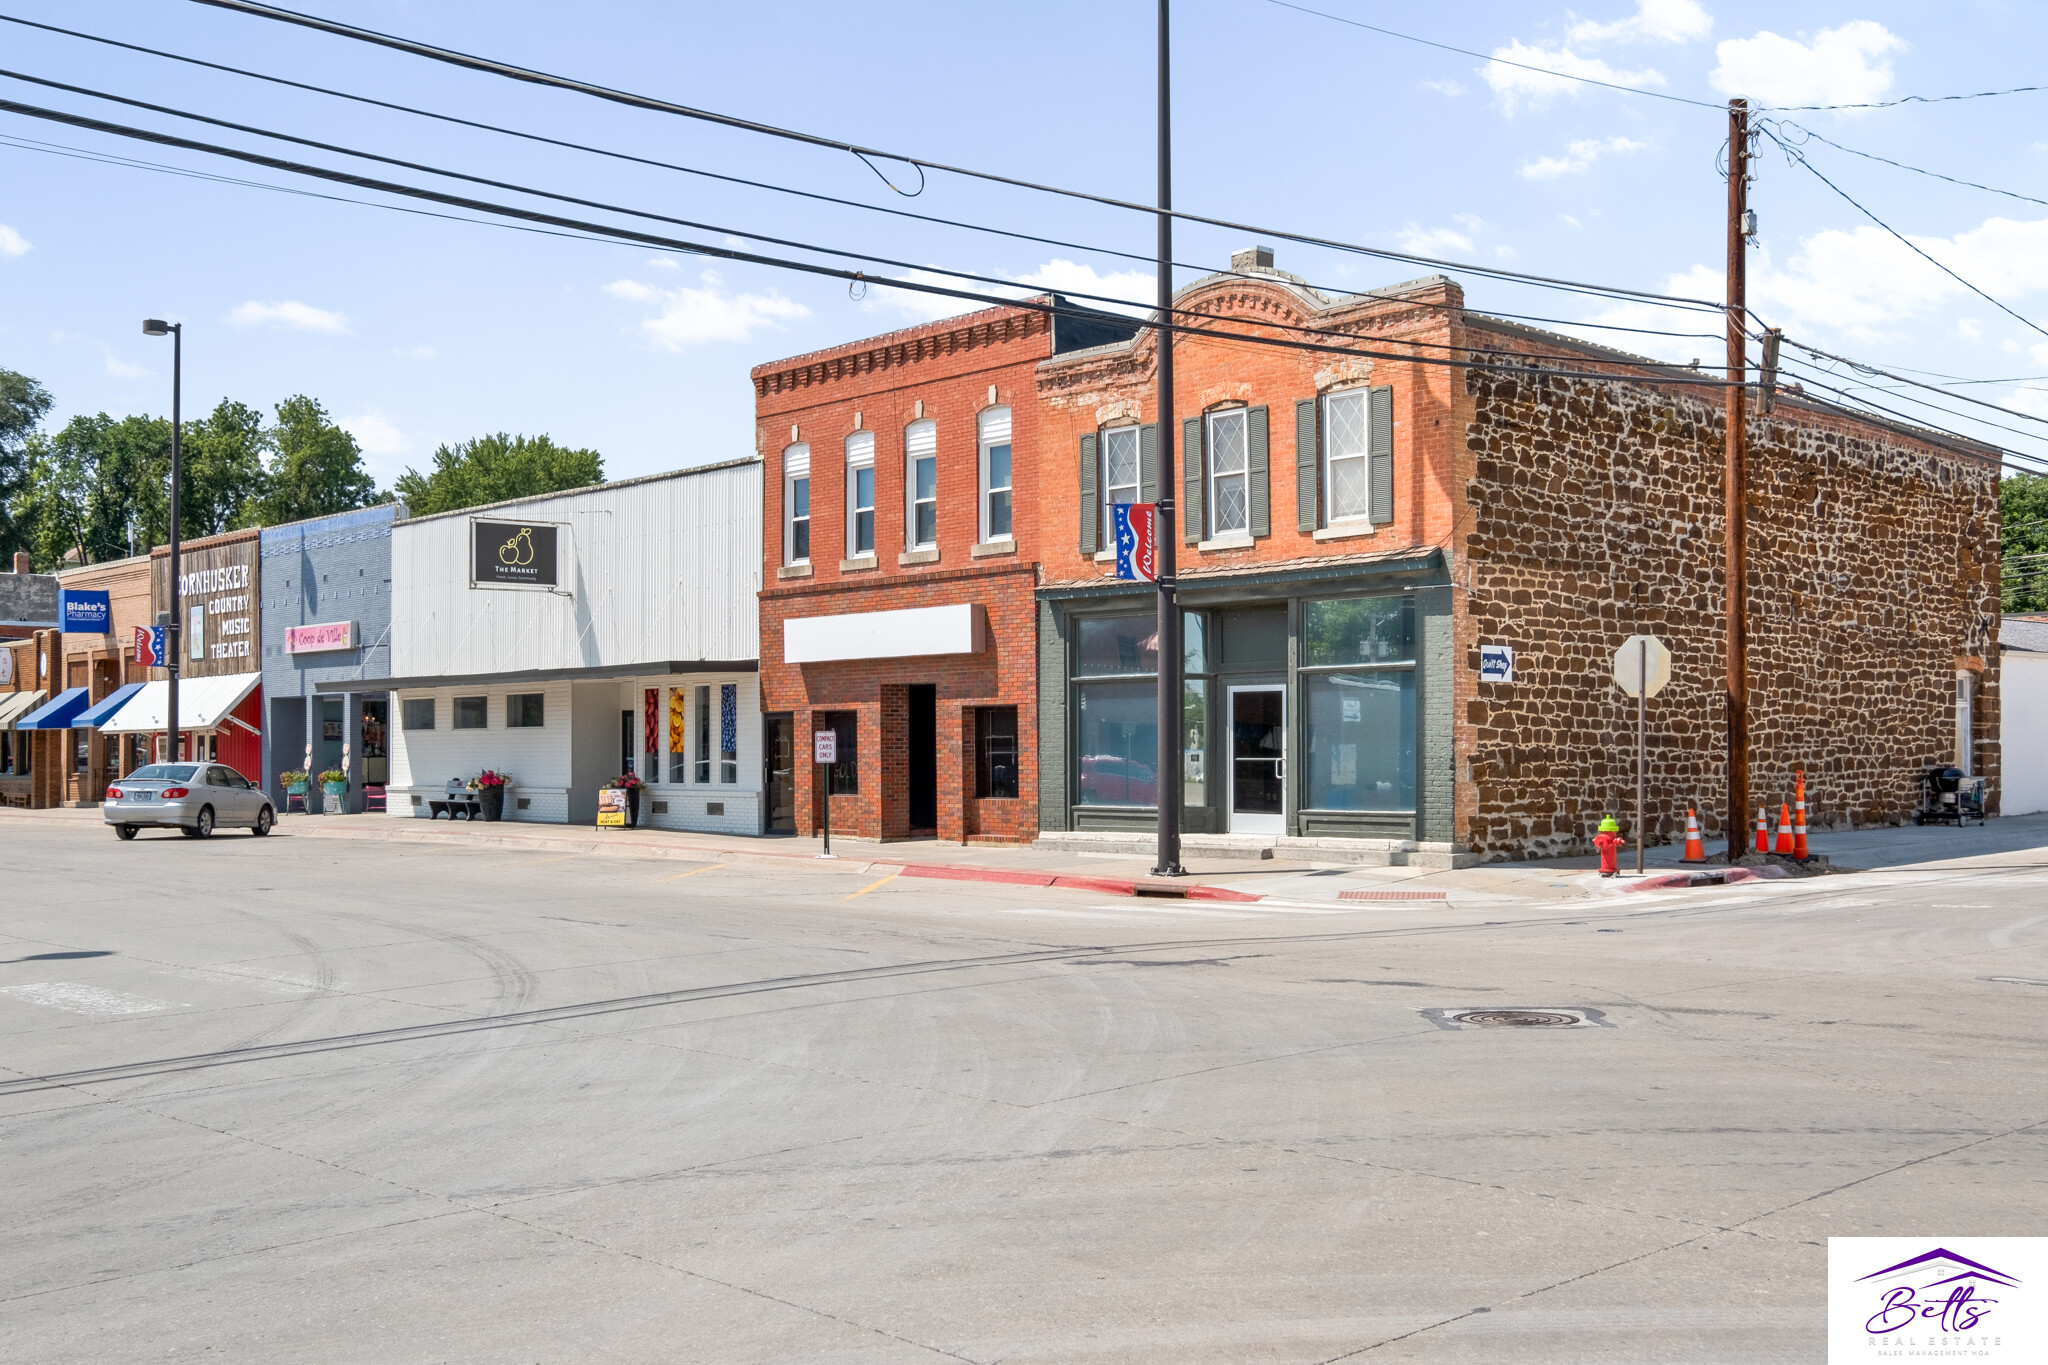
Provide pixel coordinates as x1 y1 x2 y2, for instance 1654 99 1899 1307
116 824 138 841
193 805 214 839
252 806 273 836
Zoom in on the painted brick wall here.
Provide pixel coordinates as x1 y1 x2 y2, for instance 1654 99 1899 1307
1452 331 2002 859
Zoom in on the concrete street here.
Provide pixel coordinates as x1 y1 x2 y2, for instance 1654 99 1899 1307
3 813 2045 1363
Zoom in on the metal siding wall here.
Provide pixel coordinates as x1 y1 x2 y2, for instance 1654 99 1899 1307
1035 599 1069 833
392 464 763 677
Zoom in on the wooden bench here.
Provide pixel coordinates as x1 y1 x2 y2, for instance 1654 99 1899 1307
428 782 484 820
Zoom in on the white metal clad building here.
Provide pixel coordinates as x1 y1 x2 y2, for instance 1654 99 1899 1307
361 459 765 831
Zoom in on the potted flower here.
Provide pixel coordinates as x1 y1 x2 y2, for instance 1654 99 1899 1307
279 769 309 795
318 769 348 814
606 772 644 827
475 769 509 822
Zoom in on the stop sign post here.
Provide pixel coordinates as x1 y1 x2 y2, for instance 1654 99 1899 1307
1614 635 1671 874
814 729 838 858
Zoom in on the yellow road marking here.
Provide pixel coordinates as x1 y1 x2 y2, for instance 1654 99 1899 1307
658 863 720 882
839 873 900 902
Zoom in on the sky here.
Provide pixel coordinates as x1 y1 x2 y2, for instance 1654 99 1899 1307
5 0 2048 488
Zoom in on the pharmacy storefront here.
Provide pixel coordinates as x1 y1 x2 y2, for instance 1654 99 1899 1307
372 462 765 831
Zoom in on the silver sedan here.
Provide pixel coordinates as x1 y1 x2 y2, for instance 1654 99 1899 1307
104 762 276 840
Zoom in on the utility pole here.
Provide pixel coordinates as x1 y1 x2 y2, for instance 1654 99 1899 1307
1151 0 1183 877
1723 100 1750 860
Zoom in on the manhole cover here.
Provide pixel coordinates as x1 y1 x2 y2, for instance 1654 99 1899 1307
1453 1010 1580 1028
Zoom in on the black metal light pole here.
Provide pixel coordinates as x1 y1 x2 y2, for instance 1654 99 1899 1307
143 319 181 762
1151 0 1183 878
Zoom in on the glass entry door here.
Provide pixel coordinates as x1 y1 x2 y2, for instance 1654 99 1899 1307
1227 685 1285 834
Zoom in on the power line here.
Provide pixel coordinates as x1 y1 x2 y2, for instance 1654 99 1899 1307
0 69 1739 376
0 13 1734 349
0 92 1747 389
187 0 1727 314
1263 0 1725 110
1768 84 2048 113
1777 336 2048 431
1758 124 2048 343
1764 117 2048 210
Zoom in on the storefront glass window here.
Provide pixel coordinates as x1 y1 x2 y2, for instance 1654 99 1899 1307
1304 671 1415 811
1076 681 1158 806
1076 614 1158 676
1183 679 1208 808
453 696 488 729
694 685 711 783
507 693 545 728
975 706 1018 799
720 683 738 784
1306 596 1414 666
402 698 434 730
1183 612 1208 673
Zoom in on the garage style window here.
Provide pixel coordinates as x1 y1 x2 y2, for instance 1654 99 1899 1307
506 693 545 728
905 419 938 550
975 706 1018 799
1100 426 1141 549
845 430 875 558
978 407 1012 543
401 698 435 730
1208 409 1248 536
453 695 488 729
783 443 810 566
1302 596 1415 812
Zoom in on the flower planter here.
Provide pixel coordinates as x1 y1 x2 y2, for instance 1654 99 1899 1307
321 781 347 815
478 785 505 822
623 786 640 827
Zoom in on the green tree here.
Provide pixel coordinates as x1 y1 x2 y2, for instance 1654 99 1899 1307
393 432 603 516
2004 473 2048 614
250 395 381 525
183 399 269 537
11 412 175 569
0 368 54 561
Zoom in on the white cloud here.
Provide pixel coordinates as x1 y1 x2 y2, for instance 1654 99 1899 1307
1711 21 1905 107
393 344 436 360
1520 135 1651 179
0 224 29 257
1567 0 1712 46
1393 222 1476 256
1483 39 1667 114
648 256 682 270
870 259 1158 324
103 351 147 380
611 270 810 349
226 299 350 334
339 411 407 457
1560 213 1584 228
1423 78 1466 97
1956 318 1983 342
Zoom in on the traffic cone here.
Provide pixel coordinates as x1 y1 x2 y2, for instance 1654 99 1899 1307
1681 808 1707 863
1775 801 1794 855
1794 773 1809 860
1754 807 1769 854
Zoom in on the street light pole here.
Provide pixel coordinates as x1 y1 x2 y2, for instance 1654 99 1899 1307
144 319 182 763
1151 0 1183 878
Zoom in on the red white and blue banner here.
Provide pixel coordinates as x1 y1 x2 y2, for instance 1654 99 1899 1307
1112 502 1158 582
133 625 166 667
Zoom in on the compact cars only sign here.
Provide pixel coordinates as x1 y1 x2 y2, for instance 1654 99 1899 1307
471 520 562 590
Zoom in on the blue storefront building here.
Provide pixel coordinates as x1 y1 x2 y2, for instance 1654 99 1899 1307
259 504 402 812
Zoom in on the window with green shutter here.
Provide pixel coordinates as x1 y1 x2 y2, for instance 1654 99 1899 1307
1369 385 1394 526
1182 416 1204 543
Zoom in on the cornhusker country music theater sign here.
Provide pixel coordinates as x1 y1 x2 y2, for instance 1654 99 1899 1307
151 532 261 679
470 519 562 590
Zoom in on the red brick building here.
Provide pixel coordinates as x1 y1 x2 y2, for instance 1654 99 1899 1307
754 299 1137 843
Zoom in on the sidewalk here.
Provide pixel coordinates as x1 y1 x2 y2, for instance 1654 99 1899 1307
14 804 2045 904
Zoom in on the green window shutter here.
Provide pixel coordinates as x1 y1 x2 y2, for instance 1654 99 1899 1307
1247 405 1270 538
1294 398 1319 533
1182 415 1204 543
1369 385 1394 526
1078 431 1099 554
1138 423 1159 502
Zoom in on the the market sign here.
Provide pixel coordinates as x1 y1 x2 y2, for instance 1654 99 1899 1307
471 520 561 589
286 620 358 654
60 589 111 635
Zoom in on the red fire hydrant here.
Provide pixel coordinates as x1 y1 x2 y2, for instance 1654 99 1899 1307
1593 815 1626 878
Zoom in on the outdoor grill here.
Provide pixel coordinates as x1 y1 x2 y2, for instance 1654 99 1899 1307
1913 766 1986 827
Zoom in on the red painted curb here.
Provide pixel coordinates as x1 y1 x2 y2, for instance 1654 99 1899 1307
1622 866 1788 892
896 863 1261 902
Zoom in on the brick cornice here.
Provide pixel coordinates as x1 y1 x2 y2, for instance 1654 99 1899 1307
760 558 1037 604
752 309 1050 398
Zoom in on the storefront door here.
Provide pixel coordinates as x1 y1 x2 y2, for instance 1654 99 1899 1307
764 713 794 833
1227 685 1285 835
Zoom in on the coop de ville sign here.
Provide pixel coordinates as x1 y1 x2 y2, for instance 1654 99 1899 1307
469 520 562 590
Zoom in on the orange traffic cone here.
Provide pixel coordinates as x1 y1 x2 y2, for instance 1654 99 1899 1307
1681 808 1707 863
1754 807 1769 854
1774 802 1794 855
1794 773 1809 860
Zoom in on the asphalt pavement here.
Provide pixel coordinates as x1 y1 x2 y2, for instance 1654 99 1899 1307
2 812 2044 1362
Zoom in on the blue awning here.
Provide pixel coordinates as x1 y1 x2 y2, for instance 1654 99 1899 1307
72 682 145 728
15 686 91 730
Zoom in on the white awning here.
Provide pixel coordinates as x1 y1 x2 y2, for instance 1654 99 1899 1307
98 673 262 734
0 688 47 728
784 603 985 664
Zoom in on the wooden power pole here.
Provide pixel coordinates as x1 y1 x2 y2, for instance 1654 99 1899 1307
1724 99 1750 859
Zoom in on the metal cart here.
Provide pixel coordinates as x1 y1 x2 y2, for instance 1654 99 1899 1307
1913 767 1986 826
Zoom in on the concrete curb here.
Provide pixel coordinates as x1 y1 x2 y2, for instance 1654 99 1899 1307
895 863 1263 902
1622 866 1789 892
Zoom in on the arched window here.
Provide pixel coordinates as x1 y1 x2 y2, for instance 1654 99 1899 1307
844 430 875 558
